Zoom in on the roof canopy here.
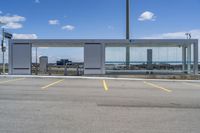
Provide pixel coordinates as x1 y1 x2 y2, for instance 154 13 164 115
11 39 198 47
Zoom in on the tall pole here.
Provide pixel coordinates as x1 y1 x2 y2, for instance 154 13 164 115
126 0 130 69
2 28 5 74
126 0 130 40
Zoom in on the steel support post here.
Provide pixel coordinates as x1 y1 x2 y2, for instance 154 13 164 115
193 42 199 75
187 45 192 74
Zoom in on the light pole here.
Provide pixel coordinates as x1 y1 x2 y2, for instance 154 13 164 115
0 22 6 74
126 0 131 69
0 22 12 74
2 28 5 74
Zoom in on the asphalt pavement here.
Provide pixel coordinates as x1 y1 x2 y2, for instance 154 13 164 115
0 77 200 133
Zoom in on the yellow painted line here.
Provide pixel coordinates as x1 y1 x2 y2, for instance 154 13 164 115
144 81 172 93
103 80 109 91
41 79 64 90
0 78 25 84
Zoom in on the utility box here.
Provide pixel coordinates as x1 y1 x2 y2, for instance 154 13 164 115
84 43 105 75
39 56 48 74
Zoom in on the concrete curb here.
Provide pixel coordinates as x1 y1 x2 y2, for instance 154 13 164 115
1 75 200 83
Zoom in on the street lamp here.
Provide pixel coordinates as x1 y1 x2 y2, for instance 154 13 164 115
0 21 6 74
0 21 12 74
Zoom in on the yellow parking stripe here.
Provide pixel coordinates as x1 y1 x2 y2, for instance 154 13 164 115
41 79 64 90
144 81 172 93
103 80 109 91
0 78 25 84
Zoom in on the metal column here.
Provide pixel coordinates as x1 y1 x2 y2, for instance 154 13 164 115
125 0 130 68
193 42 199 75
182 46 187 72
187 45 192 74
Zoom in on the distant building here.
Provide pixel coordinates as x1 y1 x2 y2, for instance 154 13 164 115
56 59 72 66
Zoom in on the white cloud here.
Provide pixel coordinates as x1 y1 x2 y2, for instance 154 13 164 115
13 34 38 39
35 0 40 3
0 15 25 23
62 25 75 31
0 15 26 29
142 29 200 40
49 19 59 25
138 11 156 21
3 22 23 29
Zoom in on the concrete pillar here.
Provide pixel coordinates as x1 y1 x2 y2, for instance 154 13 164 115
187 45 192 74
126 47 130 68
9 42 32 75
84 43 105 75
193 42 199 75
8 39 13 75
182 46 187 72
147 49 153 70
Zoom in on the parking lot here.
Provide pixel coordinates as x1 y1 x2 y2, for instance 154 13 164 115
0 77 200 133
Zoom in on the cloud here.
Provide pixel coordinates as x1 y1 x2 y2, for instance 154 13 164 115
0 15 26 29
142 29 200 40
0 15 25 23
35 0 40 3
62 25 75 31
13 34 38 39
3 22 23 29
49 19 59 25
138 11 156 21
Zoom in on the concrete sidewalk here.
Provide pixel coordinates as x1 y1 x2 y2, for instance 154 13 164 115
1 74 200 83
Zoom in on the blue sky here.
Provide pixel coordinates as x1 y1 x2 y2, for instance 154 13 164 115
0 0 200 62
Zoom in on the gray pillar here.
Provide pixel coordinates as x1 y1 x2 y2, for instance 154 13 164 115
193 42 199 75
182 46 186 72
9 42 32 75
147 49 153 70
126 47 130 68
84 43 105 75
187 45 192 74
8 40 13 75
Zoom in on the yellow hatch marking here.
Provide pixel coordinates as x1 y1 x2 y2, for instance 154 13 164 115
144 81 172 93
103 80 109 91
41 79 64 90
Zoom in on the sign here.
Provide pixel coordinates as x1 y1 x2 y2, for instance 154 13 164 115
4 32 12 39
1 40 3 52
